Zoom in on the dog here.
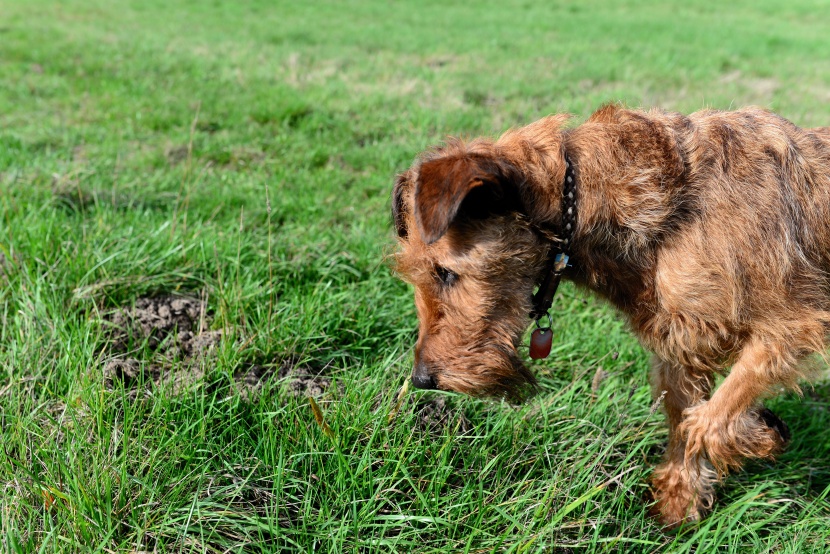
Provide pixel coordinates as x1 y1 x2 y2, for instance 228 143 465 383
391 104 830 527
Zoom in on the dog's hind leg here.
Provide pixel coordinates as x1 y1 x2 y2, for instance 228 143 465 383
649 357 716 526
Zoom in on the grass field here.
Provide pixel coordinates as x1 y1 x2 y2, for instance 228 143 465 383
2 0 830 551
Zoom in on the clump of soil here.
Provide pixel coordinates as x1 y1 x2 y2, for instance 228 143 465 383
99 295 333 400
0 250 18 279
232 364 277 401
275 358 335 398
165 145 190 165
103 295 207 354
385 385 472 435
102 356 207 397
414 395 471 435
101 295 215 397
232 358 337 401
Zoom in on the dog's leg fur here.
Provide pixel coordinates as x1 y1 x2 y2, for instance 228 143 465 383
652 318 822 525
679 336 804 474
650 358 716 525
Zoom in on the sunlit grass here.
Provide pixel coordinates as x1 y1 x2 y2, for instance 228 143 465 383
1 0 829 551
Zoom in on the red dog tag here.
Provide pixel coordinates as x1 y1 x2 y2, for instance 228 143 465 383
530 327 553 359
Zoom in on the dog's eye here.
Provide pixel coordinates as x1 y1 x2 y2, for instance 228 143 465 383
434 265 458 287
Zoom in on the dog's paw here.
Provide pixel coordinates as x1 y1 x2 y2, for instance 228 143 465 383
678 403 727 467
679 403 789 473
743 406 790 459
649 496 703 530
755 407 791 447
650 459 714 529
679 402 748 474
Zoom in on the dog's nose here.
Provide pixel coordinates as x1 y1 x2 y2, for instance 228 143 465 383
411 361 437 390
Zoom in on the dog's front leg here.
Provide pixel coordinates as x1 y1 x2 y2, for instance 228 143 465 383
649 358 716 527
679 338 791 476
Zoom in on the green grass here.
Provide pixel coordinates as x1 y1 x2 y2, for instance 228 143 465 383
1 0 830 551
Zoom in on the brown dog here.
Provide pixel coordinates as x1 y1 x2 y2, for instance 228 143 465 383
392 104 830 527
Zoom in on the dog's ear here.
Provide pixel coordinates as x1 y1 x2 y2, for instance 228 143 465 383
392 171 411 239
414 155 516 244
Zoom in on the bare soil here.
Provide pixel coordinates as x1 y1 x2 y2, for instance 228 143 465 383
100 295 332 400
414 395 471 435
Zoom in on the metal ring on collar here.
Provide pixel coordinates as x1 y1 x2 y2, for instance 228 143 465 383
534 313 553 330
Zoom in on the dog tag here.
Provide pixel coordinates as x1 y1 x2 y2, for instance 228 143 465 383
530 327 553 359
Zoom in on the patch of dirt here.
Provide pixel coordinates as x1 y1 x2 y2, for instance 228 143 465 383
103 295 207 353
232 364 276 401
424 55 455 69
385 388 471 435
53 184 169 213
275 359 335 398
232 357 337 401
0 251 9 278
99 295 334 400
414 395 471 435
165 145 190 165
0 250 23 282
102 357 204 398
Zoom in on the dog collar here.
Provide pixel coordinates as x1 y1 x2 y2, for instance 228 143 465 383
529 154 576 359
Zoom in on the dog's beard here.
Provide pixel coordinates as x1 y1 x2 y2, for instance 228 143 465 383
433 346 537 402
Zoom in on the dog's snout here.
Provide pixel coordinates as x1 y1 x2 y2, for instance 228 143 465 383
411 360 438 390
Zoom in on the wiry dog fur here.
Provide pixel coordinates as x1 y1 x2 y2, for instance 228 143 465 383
392 104 830 527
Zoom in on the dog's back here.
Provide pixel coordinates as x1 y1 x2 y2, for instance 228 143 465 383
678 108 830 298
577 107 830 372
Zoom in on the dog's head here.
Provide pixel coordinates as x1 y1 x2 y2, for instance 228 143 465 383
393 138 561 400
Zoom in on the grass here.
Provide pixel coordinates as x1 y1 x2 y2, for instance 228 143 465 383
1 0 830 551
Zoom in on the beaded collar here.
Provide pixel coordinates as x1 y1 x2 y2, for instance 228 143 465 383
528 155 576 359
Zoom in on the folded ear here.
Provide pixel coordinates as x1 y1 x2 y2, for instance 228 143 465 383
414 154 517 244
392 171 412 239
